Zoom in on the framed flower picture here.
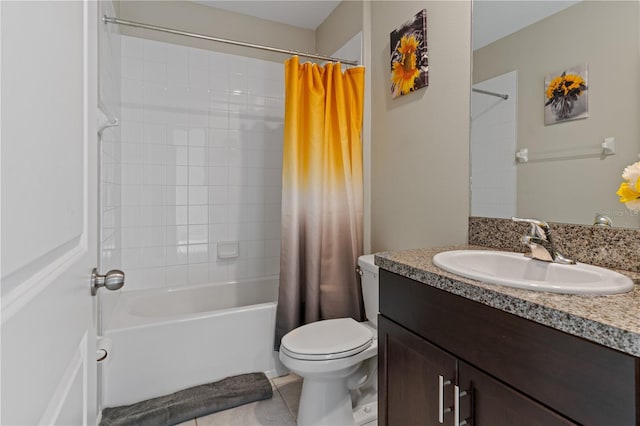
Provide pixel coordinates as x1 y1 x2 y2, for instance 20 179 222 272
390 9 428 99
544 64 588 124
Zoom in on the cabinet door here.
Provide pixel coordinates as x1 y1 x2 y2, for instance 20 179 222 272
379 316 457 426
458 361 577 426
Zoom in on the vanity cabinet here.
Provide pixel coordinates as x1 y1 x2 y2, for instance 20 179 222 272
379 316 456 425
378 269 639 426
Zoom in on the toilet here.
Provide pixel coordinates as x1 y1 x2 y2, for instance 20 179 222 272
279 255 379 426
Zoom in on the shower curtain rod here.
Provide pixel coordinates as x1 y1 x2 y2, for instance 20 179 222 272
472 88 509 100
103 16 360 66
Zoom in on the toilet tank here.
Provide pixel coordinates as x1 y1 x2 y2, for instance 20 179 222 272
358 254 379 326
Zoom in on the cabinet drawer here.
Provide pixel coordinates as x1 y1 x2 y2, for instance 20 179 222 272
380 270 639 426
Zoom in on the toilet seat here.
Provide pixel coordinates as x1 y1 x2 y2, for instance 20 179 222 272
281 318 373 361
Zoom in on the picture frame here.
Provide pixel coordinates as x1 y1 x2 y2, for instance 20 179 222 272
544 64 589 124
390 9 428 99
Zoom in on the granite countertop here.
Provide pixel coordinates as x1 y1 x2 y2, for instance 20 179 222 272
375 245 640 357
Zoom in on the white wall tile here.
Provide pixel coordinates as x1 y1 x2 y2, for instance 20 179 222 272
141 185 166 206
189 146 207 166
166 145 189 166
121 143 143 164
121 35 144 59
209 167 228 186
120 248 142 270
170 186 188 206
121 185 142 206
143 60 167 83
120 120 144 143
144 144 166 165
167 61 188 85
141 226 166 247
142 267 166 289
188 263 209 284
188 166 208 185
188 205 208 224
166 245 189 266
209 205 227 224
117 36 284 290
143 39 167 62
188 224 208 245
167 205 188 226
166 165 188 186
122 56 144 80
188 186 208 205
189 66 209 88
142 246 166 268
142 164 165 186
121 206 141 227
166 225 189 246
209 186 228 204
165 265 188 286
188 244 209 264
188 127 207 146
209 109 228 129
142 205 166 227
471 71 517 218
143 123 166 145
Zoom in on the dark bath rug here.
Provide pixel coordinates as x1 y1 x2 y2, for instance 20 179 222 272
100 372 273 426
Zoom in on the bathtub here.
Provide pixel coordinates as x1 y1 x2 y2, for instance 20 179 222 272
102 276 282 407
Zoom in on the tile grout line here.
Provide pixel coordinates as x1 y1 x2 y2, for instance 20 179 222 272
273 376 301 422
274 385 297 422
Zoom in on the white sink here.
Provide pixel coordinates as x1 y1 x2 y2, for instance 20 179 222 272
432 250 634 295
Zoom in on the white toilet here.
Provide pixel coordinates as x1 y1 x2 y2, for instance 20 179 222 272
279 255 379 426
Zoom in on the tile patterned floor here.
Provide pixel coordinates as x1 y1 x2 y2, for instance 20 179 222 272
176 374 302 426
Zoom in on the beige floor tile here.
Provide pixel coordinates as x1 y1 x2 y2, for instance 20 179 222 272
176 419 197 426
275 378 303 419
195 393 296 426
271 373 301 388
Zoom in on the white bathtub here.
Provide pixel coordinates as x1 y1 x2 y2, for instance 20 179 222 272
102 276 282 407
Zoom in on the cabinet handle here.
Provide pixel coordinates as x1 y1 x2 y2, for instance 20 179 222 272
454 385 470 426
438 375 452 423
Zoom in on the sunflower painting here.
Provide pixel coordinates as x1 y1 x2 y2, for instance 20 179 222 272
544 64 588 124
390 9 428 99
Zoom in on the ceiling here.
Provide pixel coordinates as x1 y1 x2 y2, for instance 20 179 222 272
195 1 581 48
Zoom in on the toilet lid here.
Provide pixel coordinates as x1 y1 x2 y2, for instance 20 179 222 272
281 318 373 361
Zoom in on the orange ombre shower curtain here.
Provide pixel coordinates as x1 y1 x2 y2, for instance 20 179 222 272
275 56 365 348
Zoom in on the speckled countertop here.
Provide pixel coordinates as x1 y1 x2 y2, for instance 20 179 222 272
375 245 640 357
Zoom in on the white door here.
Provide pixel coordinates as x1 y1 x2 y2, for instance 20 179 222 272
1 1 99 425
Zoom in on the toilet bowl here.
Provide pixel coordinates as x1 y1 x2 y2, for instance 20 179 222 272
279 255 379 426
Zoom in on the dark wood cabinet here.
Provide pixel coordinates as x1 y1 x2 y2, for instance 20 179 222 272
458 361 576 426
379 316 456 426
378 269 640 426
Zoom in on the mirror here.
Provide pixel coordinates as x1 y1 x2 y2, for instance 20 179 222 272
471 1 640 228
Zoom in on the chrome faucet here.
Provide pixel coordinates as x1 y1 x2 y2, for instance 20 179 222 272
511 217 575 264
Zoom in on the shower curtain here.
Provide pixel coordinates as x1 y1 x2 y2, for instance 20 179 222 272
275 56 366 348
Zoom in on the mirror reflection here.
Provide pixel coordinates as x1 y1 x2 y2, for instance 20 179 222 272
471 0 640 228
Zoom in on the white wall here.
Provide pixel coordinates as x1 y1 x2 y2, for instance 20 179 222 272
108 35 283 290
471 71 517 218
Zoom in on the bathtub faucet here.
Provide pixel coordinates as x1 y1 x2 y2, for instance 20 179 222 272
511 217 575 265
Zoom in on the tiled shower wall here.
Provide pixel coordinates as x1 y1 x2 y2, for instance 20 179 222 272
99 0 122 274
107 35 284 290
470 71 517 219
